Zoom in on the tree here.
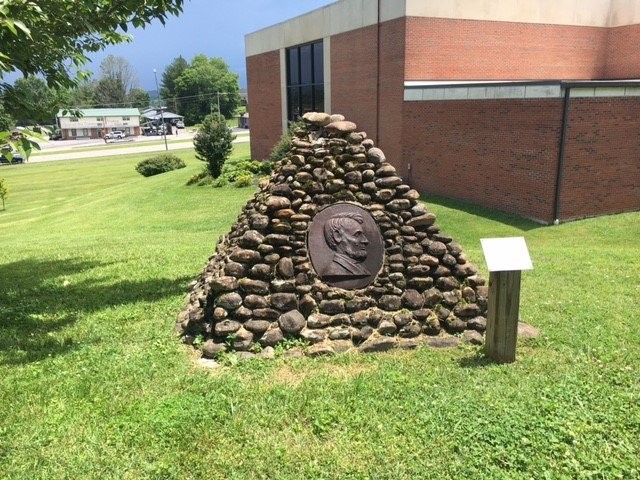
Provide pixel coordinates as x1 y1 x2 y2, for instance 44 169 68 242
68 80 97 108
0 103 14 131
127 88 151 110
93 76 127 108
2 77 64 125
0 0 184 157
0 1 184 92
93 56 140 107
174 55 240 125
161 56 188 113
99 55 138 95
193 114 235 178
0 178 8 210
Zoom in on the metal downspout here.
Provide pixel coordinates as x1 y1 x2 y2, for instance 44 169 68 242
375 0 381 144
553 85 571 224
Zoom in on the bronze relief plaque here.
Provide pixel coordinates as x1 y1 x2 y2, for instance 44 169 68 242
307 203 384 290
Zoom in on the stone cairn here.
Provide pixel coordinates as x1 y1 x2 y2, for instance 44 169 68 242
176 112 488 358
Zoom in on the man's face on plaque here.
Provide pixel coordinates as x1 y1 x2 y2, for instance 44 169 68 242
334 219 369 261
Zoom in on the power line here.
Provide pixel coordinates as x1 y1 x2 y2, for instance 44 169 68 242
68 90 241 110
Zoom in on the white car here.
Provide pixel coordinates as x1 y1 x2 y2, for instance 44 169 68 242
105 130 125 140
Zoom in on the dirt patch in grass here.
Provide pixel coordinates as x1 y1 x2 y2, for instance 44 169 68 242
270 361 378 388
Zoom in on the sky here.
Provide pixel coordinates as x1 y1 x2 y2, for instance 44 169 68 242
87 0 337 91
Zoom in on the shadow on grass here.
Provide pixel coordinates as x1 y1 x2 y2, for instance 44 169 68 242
457 350 499 368
0 257 191 365
422 194 545 232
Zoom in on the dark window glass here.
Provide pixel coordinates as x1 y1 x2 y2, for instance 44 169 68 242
288 49 299 85
313 84 324 112
299 44 312 85
300 85 313 114
313 42 324 84
286 40 324 122
288 87 301 121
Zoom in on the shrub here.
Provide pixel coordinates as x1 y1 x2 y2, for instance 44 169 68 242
0 178 8 209
186 168 210 186
234 173 253 188
268 120 305 163
211 157 272 188
135 154 186 177
193 114 235 178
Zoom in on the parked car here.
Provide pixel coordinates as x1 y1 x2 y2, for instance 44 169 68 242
0 150 24 165
104 130 125 140
142 126 160 136
175 121 185 129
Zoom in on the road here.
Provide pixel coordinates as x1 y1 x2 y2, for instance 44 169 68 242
28 129 250 163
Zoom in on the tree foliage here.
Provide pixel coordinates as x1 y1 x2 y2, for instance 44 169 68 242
0 103 14 131
84 56 143 108
0 0 184 91
0 177 8 209
193 114 235 178
168 55 240 125
127 88 151 110
99 54 138 94
93 77 127 108
67 80 96 108
160 56 188 112
0 0 183 156
1 77 64 125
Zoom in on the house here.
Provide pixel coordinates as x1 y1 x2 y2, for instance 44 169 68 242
245 0 640 223
57 108 141 139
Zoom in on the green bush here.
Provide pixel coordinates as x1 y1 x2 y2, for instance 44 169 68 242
193 114 235 178
268 120 305 163
0 178 8 210
211 157 271 188
186 168 210 186
188 156 271 188
234 173 253 188
135 154 186 177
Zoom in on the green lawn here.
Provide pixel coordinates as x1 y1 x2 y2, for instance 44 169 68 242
0 147 638 479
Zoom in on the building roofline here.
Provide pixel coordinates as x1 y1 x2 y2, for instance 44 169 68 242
246 0 640 57
57 108 141 118
404 79 640 89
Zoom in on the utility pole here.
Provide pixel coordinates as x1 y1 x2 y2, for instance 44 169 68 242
153 68 169 151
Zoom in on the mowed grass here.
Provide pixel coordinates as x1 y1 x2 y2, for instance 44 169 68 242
0 147 638 479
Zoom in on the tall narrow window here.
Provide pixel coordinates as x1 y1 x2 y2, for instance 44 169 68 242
286 40 324 122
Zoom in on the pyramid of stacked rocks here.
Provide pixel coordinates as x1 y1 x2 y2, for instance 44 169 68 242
176 112 488 358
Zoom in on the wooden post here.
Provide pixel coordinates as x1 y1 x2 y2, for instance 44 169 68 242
485 270 521 363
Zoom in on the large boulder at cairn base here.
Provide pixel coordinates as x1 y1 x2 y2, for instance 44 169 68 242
176 112 488 356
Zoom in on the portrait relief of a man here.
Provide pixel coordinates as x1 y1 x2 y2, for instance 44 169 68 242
321 212 371 279
307 202 384 290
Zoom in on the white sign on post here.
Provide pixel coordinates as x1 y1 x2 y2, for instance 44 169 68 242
480 237 533 363
480 237 533 272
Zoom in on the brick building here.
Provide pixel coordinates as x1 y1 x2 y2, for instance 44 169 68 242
245 0 640 223
57 108 141 139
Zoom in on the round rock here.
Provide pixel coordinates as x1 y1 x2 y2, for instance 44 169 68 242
325 120 357 134
302 111 331 126
278 309 306 334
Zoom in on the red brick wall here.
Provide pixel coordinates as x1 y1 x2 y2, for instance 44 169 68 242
247 50 282 160
402 95 640 223
402 99 563 223
377 18 407 166
560 96 640 220
605 24 640 79
404 17 609 81
331 24 379 142
330 18 406 163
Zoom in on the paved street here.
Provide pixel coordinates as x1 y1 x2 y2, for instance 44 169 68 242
28 129 250 163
